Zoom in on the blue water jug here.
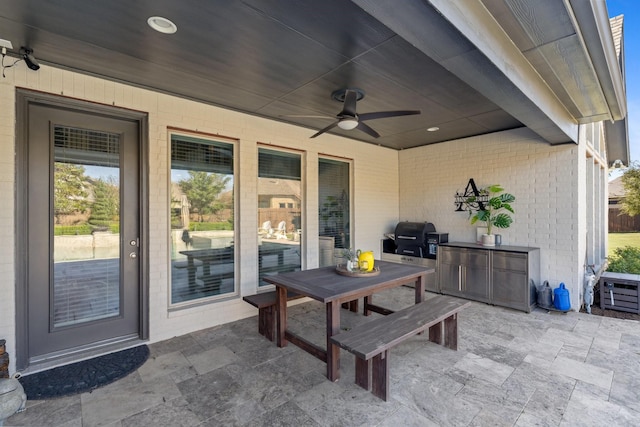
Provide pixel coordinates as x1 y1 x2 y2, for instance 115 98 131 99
553 282 571 311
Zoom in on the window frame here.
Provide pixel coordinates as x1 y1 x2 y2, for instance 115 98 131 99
318 155 353 260
168 130 238 309
257 145 305 288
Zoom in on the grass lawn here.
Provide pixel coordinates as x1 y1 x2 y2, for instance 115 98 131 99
608 233 640 255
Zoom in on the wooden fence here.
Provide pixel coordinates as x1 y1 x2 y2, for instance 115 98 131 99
609 209 640 232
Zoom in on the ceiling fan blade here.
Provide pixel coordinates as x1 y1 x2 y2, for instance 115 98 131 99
310 121 340 138
358 110 421 122
356 121 380 138
341 89 359 117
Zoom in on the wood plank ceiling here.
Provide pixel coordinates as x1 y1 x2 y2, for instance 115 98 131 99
0 0 620 150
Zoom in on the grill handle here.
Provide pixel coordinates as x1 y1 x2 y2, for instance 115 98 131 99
397 235 417 240
400 248 424 257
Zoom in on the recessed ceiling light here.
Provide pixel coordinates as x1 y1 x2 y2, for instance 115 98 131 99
147 16 177 34
427 126 440 132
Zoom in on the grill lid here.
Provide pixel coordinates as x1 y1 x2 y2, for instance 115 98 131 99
394 222 436 246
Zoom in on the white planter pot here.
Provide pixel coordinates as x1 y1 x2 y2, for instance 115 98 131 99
481 234 495 247
0 378 26 426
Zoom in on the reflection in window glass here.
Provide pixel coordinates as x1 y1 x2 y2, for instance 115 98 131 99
170 134 234 304
258 148 302 286
53 126 121 327
319 158 350 266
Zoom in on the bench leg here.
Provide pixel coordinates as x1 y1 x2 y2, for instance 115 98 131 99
349 299 358 312
443 313 458 350
427 315 459 350
355 357 370 390
259 306 275 341
341 300 359 312
428 321 442 345
371 350 390 401
364 295 371 316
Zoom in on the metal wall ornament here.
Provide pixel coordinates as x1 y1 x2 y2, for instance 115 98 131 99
454 178 488 212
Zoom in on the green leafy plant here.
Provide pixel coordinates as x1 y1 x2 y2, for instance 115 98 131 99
54 224 93 235
189 221 233 231
178 171 230 223
342 248 357 262
466 184 515 235
620 161 640 217
607 246 640 274
321 193 348 233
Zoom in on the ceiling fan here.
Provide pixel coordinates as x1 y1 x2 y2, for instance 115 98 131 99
285 89 421 138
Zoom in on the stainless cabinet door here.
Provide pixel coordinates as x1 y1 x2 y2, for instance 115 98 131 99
492 252 531 311
463 250 490 302
438 247 463 296
492 269 528 309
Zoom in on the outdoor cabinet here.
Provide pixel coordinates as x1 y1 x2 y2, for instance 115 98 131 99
491 251 539 312
438 243 540 312
438 246 490 303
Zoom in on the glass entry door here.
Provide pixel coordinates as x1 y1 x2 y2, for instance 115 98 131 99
25 102 142 365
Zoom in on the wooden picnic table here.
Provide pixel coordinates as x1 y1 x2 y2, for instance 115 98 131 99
263 260 434 381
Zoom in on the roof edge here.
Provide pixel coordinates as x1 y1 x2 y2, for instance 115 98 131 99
568 0 627 121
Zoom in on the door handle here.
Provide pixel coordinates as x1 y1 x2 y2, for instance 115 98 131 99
129 252 137 259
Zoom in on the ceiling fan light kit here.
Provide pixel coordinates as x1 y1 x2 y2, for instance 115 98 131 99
337 118 358 130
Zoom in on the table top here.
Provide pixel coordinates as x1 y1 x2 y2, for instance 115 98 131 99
263 260 433 303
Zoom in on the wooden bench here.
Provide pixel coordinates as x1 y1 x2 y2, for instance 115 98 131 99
243 291 305 341
330 295 471 401
243 290 360 341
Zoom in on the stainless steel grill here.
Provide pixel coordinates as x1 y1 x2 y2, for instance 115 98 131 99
393 222 435 257
381 221 438 291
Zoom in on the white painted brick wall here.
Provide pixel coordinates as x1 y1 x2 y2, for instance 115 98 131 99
0 64 401 361
399 127 591 310
0 79 16 365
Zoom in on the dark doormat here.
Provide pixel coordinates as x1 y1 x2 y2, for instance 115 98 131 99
19 345 149 400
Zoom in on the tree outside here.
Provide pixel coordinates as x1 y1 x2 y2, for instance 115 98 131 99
608 162 640 274
54 163 90 224
89 177 120 227
178 171 231 223
620 161 640 217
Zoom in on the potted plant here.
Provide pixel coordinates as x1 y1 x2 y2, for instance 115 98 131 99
342 248 358 271
466 184 515 246
321 195 343 234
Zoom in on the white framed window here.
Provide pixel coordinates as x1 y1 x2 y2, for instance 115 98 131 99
169 133 235 305
257 147 302 286
319 157 351 266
